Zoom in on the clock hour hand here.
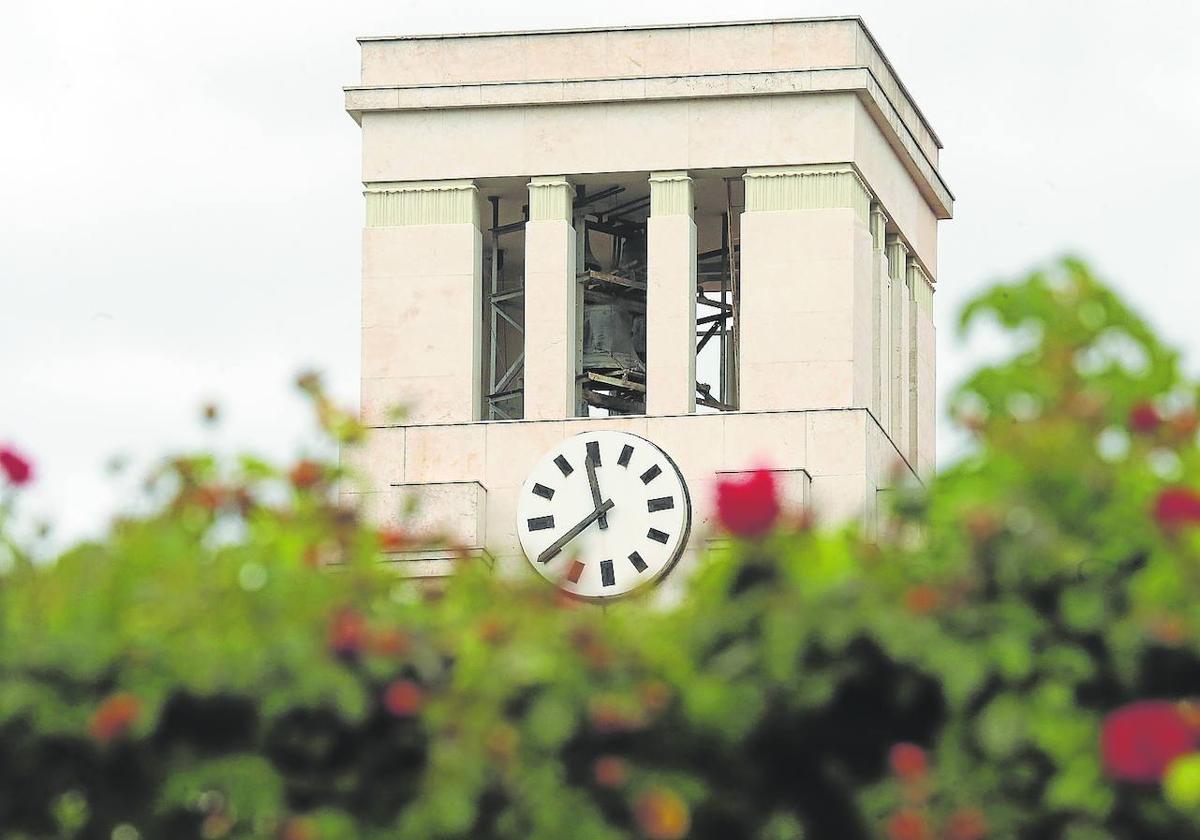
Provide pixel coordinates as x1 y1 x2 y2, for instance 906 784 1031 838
537 498 615 564
585 454 609 530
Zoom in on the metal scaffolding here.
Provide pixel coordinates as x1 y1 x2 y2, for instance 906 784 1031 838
693 177 741 412
483 176 741 420
484 195 526 420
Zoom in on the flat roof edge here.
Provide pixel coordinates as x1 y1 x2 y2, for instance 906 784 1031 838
355 15 864 43
354 16 944 151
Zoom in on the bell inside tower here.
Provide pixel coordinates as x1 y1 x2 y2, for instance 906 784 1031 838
577 184 650 416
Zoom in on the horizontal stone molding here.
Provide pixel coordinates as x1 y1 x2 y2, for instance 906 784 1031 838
345 66 953 220
364 179 479 227
649 171 694 217
744 164 871 224
528 176 574 222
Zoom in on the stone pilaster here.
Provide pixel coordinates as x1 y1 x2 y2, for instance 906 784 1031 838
885 235 909 454
911 263 936 478
870 205 889 427
523 176 579 420
646 171 697 415
740 165 874 413
361 180 481 425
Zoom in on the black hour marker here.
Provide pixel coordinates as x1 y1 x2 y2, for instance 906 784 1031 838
648 496 675 512
640 464 662 484
532 483 555 500
527 515 555 531
628 551 647 572
618 444 634 467
554 455 573 477
600 559 615 587
567 559 585 584
586 441 601 466
647 528 669 544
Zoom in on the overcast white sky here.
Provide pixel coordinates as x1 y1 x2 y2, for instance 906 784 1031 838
2 0 1198 543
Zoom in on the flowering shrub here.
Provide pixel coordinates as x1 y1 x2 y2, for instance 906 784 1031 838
3 258 1200 838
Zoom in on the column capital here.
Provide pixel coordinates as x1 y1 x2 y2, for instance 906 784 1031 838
363 179 478 227
743 163 871 223
870 204 888 250
528 176 574 222
908 260 934 313
885 234 908 282
649 171 694 218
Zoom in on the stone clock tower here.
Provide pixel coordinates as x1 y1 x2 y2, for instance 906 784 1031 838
342 17 952 601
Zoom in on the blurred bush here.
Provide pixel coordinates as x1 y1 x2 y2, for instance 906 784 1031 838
3 258 1200 839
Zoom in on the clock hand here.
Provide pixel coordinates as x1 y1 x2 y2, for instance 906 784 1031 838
537 498 615 564
585 454 609 530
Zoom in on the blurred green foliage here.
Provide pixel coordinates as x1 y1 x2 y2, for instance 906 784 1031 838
2 258 1200 839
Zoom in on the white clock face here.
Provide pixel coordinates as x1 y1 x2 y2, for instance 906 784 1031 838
516 431 691 599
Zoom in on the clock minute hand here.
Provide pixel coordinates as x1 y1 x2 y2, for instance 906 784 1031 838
585 455 609 530
537 498 615 564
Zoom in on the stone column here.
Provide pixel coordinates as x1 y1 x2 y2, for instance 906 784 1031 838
911 264 936 478
523 176 578 420
361 179 481 425
646 171 697 415
739 164 874 412
885 235 911 459
871 205 890 428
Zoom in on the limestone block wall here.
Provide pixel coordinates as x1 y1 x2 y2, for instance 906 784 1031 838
738 165 876 413
361 181 482 425
342 408 909 580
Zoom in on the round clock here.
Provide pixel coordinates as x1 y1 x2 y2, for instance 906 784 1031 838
516 430 692 599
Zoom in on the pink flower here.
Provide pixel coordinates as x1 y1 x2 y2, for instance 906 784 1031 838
1129 401 1162 434
0 446 32 486
715 469 780 537
1101 700 1196 782
1154 488 1200 531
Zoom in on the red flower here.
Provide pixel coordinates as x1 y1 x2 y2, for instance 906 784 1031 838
587 697 642 733
288 459 324 489
885 809 929 840
377 527 411 552
1171 409 1200 440
0 446 33 486
1129 401 1162 434
384 679 423 717
903 585 942 616
638 680 672 714
888 742 928 781
593 755 628 788
191 484 227 512
89 692 141 743
1101 700 1196 782
944 807 988 840
369 628 411 658
327 609 368 658
715 469 780 537
634 787 690 840
278 818 317 840
1154 488 1200 531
